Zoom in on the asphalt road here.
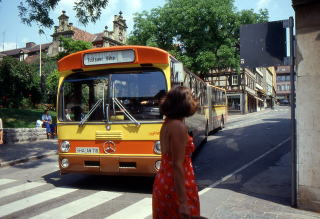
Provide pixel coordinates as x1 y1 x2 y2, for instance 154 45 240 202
0 106 291 218
193 106 291 203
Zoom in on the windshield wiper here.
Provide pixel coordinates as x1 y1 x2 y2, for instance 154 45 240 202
79 99 103 126
111 81 140 126
112 97 140 126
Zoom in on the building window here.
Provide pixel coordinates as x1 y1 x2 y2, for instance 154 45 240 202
257 75 262 85
228 95 241 111
277 76 281 82
277 85 281 91
286 75 290 81
232 75 238 85
286 84 291 90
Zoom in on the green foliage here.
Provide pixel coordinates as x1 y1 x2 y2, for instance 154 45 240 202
128 0 269 76
56 36 93 60
46 69 60 105
0 108 56 128
16 0 109 34
0 56 41 108
29 55 58 104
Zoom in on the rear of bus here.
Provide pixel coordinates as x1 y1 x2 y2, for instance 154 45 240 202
56 46 170 176
210 85 228 130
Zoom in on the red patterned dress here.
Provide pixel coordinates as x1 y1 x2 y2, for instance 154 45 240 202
152 136 200 218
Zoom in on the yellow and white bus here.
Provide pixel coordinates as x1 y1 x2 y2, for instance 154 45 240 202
56 46 227 176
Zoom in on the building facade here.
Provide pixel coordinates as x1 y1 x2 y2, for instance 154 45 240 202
206 67 276 114
0 11 127 61
276 66 291 105
205 68 259 114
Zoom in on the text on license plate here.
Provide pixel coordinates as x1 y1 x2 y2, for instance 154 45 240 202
76 147 99 154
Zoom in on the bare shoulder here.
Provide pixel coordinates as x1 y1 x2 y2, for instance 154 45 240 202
167 120 187 135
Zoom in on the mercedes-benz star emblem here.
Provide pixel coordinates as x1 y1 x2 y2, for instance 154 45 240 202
103 141 116 154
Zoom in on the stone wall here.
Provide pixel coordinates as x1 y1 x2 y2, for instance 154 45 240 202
3 128 47 144
294 1 320 212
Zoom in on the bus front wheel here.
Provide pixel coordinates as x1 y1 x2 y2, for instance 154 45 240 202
220 116 225 130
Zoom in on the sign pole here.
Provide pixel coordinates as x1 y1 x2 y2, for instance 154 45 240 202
289 16 297 208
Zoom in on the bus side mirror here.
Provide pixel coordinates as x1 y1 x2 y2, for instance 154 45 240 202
173 62 185 84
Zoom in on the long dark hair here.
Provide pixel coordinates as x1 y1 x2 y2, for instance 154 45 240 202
160 86 198 119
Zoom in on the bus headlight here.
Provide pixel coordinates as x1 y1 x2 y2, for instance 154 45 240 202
60 141 70 152
61 158 69 168
153 141 161 154
155 160 161 170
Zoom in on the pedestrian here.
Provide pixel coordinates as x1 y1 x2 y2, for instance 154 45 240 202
41 110 56 138
0 117 3 144
152 86 201 219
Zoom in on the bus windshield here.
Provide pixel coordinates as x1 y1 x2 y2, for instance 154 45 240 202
59 68 167 123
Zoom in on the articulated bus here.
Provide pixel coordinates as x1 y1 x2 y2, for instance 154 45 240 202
56 46 227 176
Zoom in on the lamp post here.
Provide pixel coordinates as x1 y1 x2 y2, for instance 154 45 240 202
39 43 42 77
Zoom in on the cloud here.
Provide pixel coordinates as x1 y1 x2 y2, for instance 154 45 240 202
21 38 29 43
59 0 78 6
125 0 142 12
256 0 272 9
122 0 142 33
52 0 78 18
0 42 18 52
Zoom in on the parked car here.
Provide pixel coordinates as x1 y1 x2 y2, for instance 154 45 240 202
279 99 290 106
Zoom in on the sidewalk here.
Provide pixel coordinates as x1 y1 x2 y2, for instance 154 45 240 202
0 139 57 167
228 108 274 122
200 152 320 218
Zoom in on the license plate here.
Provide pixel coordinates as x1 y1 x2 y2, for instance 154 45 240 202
76 147 99 154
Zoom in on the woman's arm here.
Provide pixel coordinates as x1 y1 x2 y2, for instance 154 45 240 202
170 120 189 215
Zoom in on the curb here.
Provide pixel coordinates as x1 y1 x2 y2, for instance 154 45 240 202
0 151 58 168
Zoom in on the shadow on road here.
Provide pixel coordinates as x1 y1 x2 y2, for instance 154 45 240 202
0 140 57 169
42 171 154 194
193 116 291 206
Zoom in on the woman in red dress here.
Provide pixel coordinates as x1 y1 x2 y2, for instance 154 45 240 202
153 86 200 219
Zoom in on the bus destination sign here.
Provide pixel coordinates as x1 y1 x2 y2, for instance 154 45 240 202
84 50 135 66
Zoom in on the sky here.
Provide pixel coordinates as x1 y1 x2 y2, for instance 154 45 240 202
0 0 295 52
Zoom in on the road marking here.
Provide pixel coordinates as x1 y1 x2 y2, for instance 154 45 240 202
31 191 121 219
0 182 45 199
106 198 152 219
0 187 77 217
0 179 16 186
199 137 290 195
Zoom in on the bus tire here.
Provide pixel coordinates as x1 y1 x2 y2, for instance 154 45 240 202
205 121 209 136
220 116 225 130
203 121 209 144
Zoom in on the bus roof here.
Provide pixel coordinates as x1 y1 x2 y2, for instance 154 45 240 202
58 46 170 72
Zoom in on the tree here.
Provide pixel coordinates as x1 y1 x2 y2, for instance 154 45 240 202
128 0 268 77
39 37 93 105
46 69 60 106
30 55 58 103
0 56 41 108
56 36 93 60
14 0 109 33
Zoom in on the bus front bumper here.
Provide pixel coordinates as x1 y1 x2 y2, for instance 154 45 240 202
58 154 161 176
